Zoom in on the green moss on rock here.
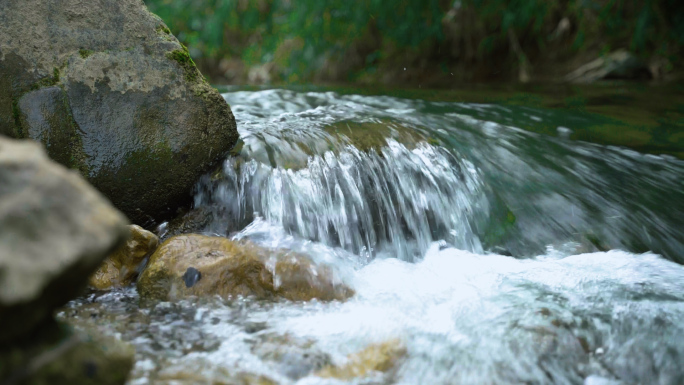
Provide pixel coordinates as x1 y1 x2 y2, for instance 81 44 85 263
29 69 60 92
59 88 89 174
166 45 200 83
0 0 239 226
323 119 426 152
78 49 94 59
155 24 171 35
11 98 23 137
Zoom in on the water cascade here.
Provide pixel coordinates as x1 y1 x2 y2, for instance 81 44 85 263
61 89 684 385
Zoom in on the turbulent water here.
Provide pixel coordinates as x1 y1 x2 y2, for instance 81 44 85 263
61 88 684 385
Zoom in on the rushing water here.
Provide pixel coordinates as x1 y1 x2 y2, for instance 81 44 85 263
60 87 684 385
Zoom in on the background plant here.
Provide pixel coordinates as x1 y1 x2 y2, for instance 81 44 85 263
145 0 684 82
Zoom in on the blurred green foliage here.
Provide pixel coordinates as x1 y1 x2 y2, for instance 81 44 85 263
145 0 684 82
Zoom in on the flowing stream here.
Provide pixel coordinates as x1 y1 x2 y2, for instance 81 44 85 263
60 87 684 385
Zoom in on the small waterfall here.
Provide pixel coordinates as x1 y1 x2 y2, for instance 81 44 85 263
195 139 488 261
61 89 684 385
188 89 684 262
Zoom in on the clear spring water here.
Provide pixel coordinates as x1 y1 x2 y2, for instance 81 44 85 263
60 88 684 385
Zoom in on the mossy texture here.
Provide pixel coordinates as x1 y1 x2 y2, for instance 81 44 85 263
17 87 89 173
323 119 426 152
166 45 200 83
11 98 23 137
1 0 238 225
155 24 171 35
78 49 94 59
29 68 61 92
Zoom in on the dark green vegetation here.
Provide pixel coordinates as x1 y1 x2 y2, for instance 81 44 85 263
30 68 61 91
155 24 172 35
11 98 22 137
78 49 93 59
145 0 684 84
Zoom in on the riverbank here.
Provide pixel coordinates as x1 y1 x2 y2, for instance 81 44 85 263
145 0 684 86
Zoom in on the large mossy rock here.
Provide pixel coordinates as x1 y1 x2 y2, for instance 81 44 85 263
137 234 354 302
89 225 159 290
0 0 238 224
0 137 129 344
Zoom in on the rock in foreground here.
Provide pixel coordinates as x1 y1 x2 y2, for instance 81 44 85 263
0 0 239 224
0 322 134 385
89 225 159 290
0 137 129 344
137 234 354 302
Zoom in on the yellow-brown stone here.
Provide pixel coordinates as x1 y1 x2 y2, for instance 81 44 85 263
316 339 407 380
89 225 159 290
137 234 354 302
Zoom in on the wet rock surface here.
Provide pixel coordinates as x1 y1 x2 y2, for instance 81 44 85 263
316 339 407 380
44 86 684 385
157 206 218 240
57 290 278 383
0 321 134 385
59 291 222 360
0 137 128 344
89 225 159 290
251 333 332 380
323 119 428 153
0 0 239 224
0 137 133 383
137 234 354 302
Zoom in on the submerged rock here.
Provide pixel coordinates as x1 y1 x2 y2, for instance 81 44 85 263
89 225 159 290
323 119 427 153
0 0 238 224
0 321 134 385
154 365 277 385
0 137 129 344
137 234 354 302
316 339 407 380
251 333 332 380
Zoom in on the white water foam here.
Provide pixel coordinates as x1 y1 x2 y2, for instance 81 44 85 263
146 243 684 385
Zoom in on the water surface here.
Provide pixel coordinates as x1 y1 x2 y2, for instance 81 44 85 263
61 86 684 385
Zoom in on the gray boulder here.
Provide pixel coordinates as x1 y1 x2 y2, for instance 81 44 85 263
0 137 129 343
0 0 239 224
